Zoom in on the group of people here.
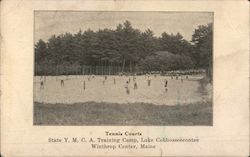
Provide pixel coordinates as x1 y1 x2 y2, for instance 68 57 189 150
124 76 138 94
124 75 170 95
123 74 189 95
39 74 188 94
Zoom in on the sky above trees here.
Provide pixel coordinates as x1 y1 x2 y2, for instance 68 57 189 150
35 11 213 43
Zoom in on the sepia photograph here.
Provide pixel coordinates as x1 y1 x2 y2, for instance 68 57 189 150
33 11 213 126
2 1 249 156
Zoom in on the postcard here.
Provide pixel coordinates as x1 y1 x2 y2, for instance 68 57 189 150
1 0 249 156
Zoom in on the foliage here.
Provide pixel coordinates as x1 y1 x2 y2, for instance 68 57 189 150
35 21 212 75
191 23 213 80
139 51 194 72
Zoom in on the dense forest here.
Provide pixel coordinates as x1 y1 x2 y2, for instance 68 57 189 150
35 20 212 79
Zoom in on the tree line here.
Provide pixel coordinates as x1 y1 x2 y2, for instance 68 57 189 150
35 20 212 78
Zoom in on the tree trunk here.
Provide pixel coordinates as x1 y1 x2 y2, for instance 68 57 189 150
110 62 112 75
122 58 125 73
130 60 132 73
108 61 111 75
135 63 138 74
84 65 85 75
104 60 106 75
56 64 58 80
101 61 103 75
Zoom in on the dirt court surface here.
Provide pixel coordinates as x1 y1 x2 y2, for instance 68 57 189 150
34 75 209 106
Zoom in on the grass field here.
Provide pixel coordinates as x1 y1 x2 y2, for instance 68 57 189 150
34 100 212 126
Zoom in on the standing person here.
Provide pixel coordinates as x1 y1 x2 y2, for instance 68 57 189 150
83 80 86 90
134 81 138 89
164 80 168 92
165 80 168 87
147 77 151 86
186 75 189 79
113 77 116 85
125 81 130 94
40 80 44 89
60 79 64 87
181 77 183 83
